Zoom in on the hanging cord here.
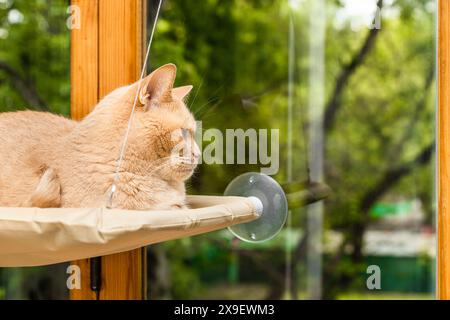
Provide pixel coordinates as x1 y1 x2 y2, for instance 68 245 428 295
106 0 163 208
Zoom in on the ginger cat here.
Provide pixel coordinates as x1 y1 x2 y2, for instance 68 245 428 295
0 64 200 210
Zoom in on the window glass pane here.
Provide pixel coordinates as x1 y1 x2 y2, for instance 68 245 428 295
146 0 436 300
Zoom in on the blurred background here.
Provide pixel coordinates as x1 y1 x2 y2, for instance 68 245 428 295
0 0 436 299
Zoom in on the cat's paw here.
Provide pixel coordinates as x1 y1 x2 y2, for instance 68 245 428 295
28 168 61 208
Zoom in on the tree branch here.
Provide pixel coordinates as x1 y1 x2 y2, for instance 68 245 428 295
350 141 434 262
385 64 435 162
360 142 434 213
324 0 383 132
0 60 48 111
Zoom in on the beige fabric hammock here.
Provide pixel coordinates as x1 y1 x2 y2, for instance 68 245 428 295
0 195 260 267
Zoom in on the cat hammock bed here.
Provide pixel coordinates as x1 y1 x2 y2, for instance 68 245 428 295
0 171 332 268
0 195 261 267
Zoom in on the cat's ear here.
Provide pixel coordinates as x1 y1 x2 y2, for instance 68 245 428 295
139 63 177 105
172 85 193 101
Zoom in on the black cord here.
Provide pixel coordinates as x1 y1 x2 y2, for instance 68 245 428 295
90 257 102 299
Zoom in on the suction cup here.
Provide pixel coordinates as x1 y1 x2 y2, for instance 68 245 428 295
224 172 288 243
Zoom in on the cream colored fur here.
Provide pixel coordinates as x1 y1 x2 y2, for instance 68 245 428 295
0 64 200 210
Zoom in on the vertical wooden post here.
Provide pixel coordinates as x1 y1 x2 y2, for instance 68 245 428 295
439 0 450 300
70 0 147 300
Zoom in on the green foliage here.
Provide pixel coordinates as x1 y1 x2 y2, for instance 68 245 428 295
0 0 70 114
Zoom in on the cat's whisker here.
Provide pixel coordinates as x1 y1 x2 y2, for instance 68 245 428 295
114 156 173 178
192 83 224 116
209 84 225 99
132 155 197 180
197 100 221 120
193 101 211 117
194 97 221 118
189 76 204 110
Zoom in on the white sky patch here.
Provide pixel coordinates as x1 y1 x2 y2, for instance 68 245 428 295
288 0 305 10
335 0 397 31
8 9 24 24
339 0 380 16
289 0 398 31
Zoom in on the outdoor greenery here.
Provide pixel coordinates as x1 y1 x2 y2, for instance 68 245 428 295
0 0 436 299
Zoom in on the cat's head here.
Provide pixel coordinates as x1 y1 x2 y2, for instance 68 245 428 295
108 64 200 182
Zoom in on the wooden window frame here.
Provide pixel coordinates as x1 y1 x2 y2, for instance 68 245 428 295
439 0 450 300
70 0 147 300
